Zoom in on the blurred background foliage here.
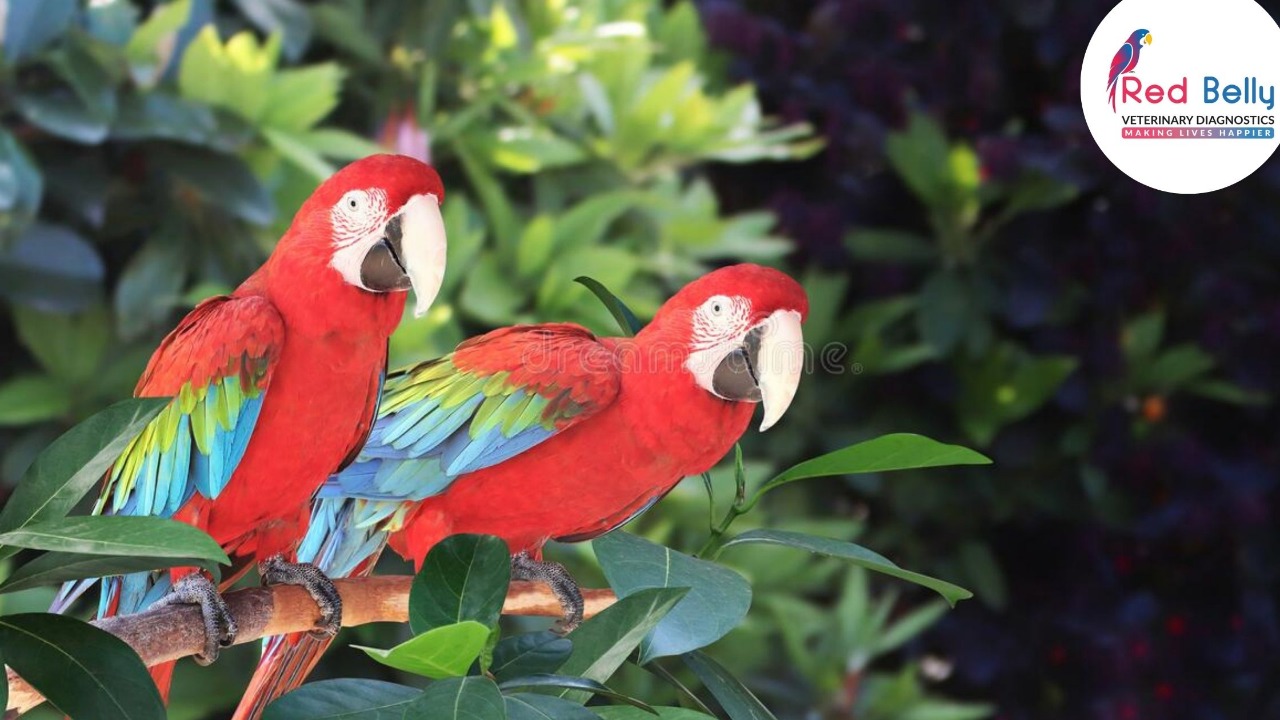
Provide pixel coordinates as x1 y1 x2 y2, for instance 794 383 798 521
0 1 1276 719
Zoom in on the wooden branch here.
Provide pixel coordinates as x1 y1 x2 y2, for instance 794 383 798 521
5 578 616 715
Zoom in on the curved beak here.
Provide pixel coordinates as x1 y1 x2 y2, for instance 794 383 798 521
359 193 447 316
1143 32 1153 45
709 309 805 431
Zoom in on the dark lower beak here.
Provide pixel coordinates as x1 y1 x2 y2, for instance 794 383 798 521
360 216 413 292
709 310 804 431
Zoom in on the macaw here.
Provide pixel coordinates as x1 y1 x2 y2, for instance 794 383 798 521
50 154 449 697
233 263 808 719
1108 28 1152 110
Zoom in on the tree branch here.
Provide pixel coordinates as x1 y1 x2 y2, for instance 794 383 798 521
5 578 616 715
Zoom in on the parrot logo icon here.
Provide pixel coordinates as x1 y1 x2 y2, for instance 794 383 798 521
1108 28 1154 110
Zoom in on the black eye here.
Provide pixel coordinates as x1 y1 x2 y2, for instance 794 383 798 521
348 198 359 209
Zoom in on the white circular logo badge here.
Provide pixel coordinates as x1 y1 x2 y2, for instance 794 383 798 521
1081 0 1280 194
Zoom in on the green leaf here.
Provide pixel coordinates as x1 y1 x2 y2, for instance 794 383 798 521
574 277 643 337
481 126 587 173
264 127 335 181
0 398 167 558
125 0 193 87
0 612 164 719
844 229 936 264
12 305 111 383
1123 312 1165 362
498 674 655 713
875 600 949 655
3 0 77 62
410 534 511 634
958 541 1006 611
112 92 218 145
885 114 951 206
1001 171 1078 218
0 516 229 566
262 63 346 132
1139 345 1216 391
15 88 111 144
596 709 714 720
0 375 72 426
957 347 1077 446
0 222 104 312
115 240 186 340
0 551 219 594
505 693 601 720
554 587 689 703
355 621 490 679
1187 379 1269 406
296 129 385 160
264 679 423 720
916 271 976 355
595 532 750 662
411 676 506 719
0 130 43 250
490 630 573 682
681 651 775 720
720 530 973 606
753 433 991 500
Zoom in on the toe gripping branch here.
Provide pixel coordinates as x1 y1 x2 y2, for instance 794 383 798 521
511 551 585 633
150 573 237 665
260 555 343 639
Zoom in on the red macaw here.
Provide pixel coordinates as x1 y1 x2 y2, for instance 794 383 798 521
51 154 449 698
234 263 808 719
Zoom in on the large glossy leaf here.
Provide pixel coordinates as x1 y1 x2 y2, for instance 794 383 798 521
490 630 572 682
574 277 643 336
0 516 229 566
150 145 274 224
751 433 991 504
3 0 77 62
0 612 164 719
0 397 168 560
720 529 972 606
411 676 506 719
681 651 774 720
554 587 689 703
263 679 422 720
410 533 510 634
114 240 186 340
354 620 490 679
0 222 105 312
497 674 654 712
0 551 218 594
595 532 751 662
505 693 600 720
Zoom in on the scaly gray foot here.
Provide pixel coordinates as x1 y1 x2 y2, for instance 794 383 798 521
151 573 237 665
260 555 343 639
511 551 584 633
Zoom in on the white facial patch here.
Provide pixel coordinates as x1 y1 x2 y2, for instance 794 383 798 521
685 295 753 396
330 188 390 288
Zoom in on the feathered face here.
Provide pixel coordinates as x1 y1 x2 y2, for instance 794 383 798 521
289 154 448 317
1131 29 1152 46
650 264 809 431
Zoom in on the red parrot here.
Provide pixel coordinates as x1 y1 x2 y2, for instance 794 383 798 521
51 154 449 698
1107 28 1152 110
235 263 808 718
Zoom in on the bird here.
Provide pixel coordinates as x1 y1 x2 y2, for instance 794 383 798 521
1108 28 1152 110
50 154 449 700
233 263 809 719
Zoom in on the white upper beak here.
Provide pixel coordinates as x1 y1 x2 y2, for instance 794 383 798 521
756 309 804 431
397 193 448 317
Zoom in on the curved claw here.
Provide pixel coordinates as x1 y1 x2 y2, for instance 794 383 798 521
260 555 343 638
150 573 237 665
511 551 584 634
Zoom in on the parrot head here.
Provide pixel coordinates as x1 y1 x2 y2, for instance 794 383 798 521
648 263 809 432
276 154 448 318
1133 29 1152 46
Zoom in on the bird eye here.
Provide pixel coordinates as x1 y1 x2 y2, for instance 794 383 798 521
704 296 732 319
340 190 368 214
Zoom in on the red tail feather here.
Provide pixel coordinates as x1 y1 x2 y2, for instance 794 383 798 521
233 633 332 720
